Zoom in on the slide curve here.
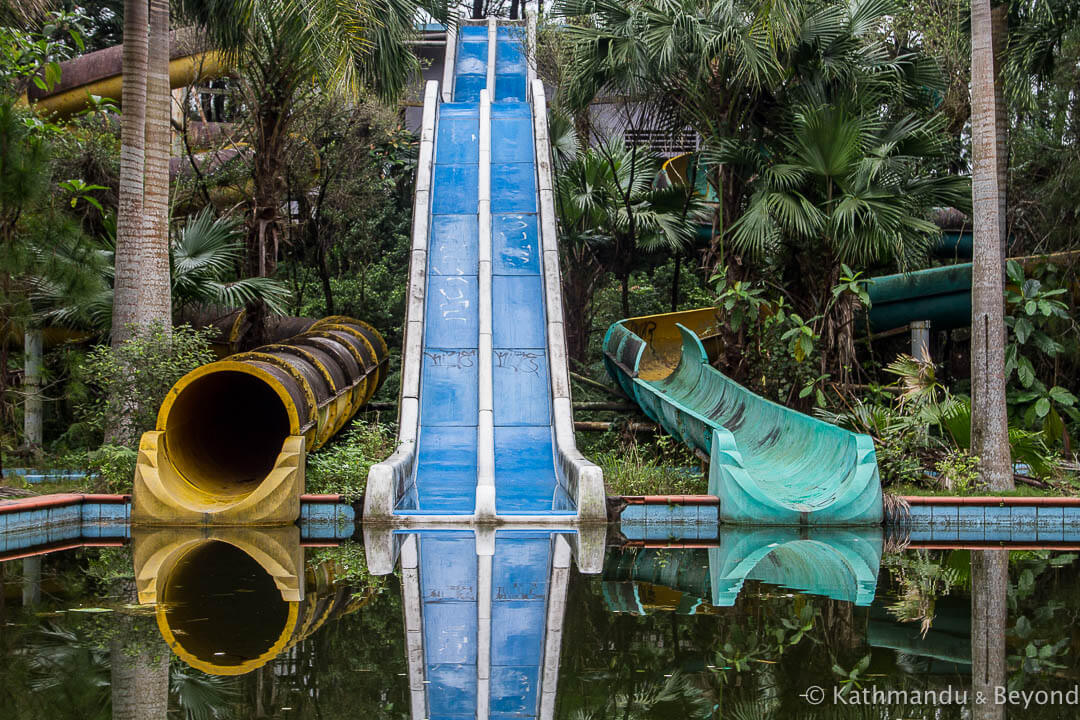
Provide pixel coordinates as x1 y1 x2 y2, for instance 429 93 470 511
604 308 882 525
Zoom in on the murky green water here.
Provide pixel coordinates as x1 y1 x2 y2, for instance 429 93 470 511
2 531 1079 719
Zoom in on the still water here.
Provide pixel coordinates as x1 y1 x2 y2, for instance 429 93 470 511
1 526 1079 719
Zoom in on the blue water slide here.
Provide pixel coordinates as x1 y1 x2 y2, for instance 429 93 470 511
364 18 605 522
397 528 574 720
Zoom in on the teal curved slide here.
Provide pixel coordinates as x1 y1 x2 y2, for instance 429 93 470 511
604 309 883 525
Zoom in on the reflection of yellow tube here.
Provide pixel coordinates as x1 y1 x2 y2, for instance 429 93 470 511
132 316 388 525
28 51 228 118
134 527 371 676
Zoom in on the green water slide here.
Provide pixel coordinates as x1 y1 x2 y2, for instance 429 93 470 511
603 308 882 525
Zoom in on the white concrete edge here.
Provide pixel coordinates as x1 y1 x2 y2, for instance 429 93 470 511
486 17 497 98
530 78 607 522
538 535 571 720
477 548 493 720
363 80 439 523
525 7 537 100
476 88 496 520
401 535 429 720
441 14 458 103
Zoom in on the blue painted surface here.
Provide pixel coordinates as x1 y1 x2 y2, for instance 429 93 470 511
396 23 575 516
0 499 355 555
398 37 488 515
490 531 550 718
414 427 479 515
404 529 570 720
1 468 87 484
495 27 528 102
432 165 480 214
420 532 479 714
491 163 537 213
299 503 356 540
430 215 479 275
492 214 539 274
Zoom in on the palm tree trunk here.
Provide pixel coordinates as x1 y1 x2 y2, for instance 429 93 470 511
670 253 681 311
969 0 1013 491
110 578 170 720
23 329 43 456
138 0 173 330
970 549 1008 719
112 0 149 346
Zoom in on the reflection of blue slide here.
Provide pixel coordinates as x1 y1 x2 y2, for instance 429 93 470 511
398 529 573 720
365 18 604 522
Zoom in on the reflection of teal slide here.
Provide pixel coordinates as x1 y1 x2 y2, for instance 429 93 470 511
604 310 882 525
708 527 882 606
601 527 882 610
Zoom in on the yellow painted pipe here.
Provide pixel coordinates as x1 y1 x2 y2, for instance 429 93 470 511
27 50 228 118
132 316 388 525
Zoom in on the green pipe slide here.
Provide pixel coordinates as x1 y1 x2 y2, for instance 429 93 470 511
864 263 973 331
604 309 882 525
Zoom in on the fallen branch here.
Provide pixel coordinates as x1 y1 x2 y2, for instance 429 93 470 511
574 421 657 433
572 401 638 412
570 371 625 398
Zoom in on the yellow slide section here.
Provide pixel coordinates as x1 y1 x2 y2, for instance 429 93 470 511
132 316 388 526
25 32 226 117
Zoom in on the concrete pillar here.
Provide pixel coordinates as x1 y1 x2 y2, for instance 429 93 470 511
24 329 43 450
910 320 931 363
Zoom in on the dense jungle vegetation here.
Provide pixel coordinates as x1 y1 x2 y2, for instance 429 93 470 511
0 0 1078 498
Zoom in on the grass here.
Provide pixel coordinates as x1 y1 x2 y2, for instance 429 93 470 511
587 431 708 496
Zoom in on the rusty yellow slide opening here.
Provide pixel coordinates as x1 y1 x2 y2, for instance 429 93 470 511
161 370 293 498
132 316 388 525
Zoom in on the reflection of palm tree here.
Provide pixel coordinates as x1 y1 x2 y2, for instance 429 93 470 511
603 671 714 720
169 662 238 720
110 577 169 720
27 625 111 720
16 611 239 720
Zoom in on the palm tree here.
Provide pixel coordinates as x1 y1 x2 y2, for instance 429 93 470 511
179 0 450 276
727 104 969 379
138 0 173 331
553 0 952 277
968 0 1013 491
554 124 706 357
179 0 448 343
110 0 176 345
41 209 289 331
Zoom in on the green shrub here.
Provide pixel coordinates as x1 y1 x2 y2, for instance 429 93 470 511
83 444 138 494
934 449 983 494
77 323 216 446
305 420 396 501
